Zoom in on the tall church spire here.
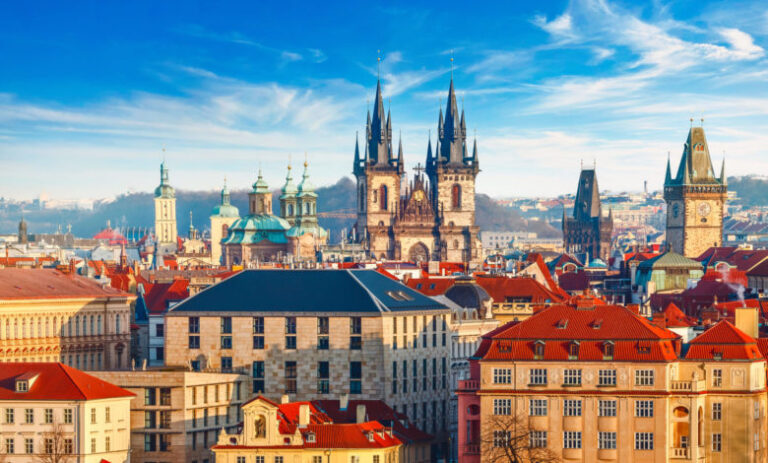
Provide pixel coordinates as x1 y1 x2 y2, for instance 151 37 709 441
438 77 468 165
366 79 393 165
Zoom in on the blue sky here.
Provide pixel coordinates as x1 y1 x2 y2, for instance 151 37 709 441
2 0 768 200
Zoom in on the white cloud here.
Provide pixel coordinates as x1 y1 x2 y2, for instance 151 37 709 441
532 13 576 40
716 28 764 60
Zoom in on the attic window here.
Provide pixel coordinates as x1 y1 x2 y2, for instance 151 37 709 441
283 437 291 445
429 284 436 290
498 342 512 353
637 343 651 354
568 341 580 360
305 432 315 443
713 351 723 361
15 380 29 392
592 319 603 329
556 319 569 329
534 340 545 359
386 291 414 302
603 341 614 360
416 284 423 289
367 431 375 442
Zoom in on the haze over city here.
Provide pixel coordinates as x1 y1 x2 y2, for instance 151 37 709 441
2 0 768 199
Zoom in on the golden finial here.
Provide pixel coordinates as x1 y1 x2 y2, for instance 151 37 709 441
304 152 308 168
377 50 381 79
450 49 454 79
288 153 292 171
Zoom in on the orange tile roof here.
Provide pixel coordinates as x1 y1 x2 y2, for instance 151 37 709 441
0 268 132 300
685 320 764 361
662 303 696 328
475 275 564 304
0 363 134 401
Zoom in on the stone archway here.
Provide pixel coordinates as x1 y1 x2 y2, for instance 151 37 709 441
409 242 430 263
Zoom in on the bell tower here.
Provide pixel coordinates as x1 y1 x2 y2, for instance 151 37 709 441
426 77 481 263
353 78 403 258
664 124 727 258
153 160 177 246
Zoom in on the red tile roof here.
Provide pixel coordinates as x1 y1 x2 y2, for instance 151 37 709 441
685 320 764 361
662 303 696 328
0 363 134 401
142 279 189 315
475 275 564 304
315 399 432 443
92 227 128 245
0 268 132 300
476 300 680 362
698 247 768 272
406 277 456 296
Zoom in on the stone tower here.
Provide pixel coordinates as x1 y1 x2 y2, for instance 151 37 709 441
353 79 404 258
153 161 177 246
664 125 727 258
562 167 613 261
426 78 481 263
18 216 28 245
210 179 240 265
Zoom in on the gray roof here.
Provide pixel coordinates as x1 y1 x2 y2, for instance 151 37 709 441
168 269 448 315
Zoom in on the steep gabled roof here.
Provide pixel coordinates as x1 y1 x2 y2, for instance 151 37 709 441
662 302 695 328
0 363 134 401
0 268 132 300
685 320 763 361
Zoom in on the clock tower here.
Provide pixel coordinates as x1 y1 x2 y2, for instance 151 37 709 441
664 125 727 258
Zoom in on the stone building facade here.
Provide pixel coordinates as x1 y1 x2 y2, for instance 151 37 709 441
563 167 613 262
154 161 178 248
353 78 482 265
0 268 133 370
92 369 248 463
163 270 452 436
664 125 727 258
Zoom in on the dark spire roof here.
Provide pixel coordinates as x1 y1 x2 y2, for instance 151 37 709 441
573 168 602 220
437 78 469 166
664 153 672 186
670 126 721 186
353 132 362 175
366 80 394 166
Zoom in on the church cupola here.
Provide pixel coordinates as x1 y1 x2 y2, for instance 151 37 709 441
211 178 240 218
297 159 318 222
249 168 272 215
154 161 176 199
280 162 299 226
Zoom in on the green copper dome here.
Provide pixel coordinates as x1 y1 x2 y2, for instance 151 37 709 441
221 214 291 245
212 179 240 218
154 161 176 198
297 160 317 198
280 163 298 199
252 168 270 194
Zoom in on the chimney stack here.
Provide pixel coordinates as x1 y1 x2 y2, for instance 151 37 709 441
299 404 310 427
281 394 290 404
735 306 759 339
356 404 367 424
339 393 349 411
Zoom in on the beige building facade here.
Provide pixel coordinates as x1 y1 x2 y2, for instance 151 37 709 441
92 369 248 463
0 268 133 369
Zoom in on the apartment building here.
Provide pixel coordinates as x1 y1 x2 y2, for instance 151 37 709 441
163 269 452 438
457 298 768 462
92 368 248 463
0 362 133 462
0 268 134 369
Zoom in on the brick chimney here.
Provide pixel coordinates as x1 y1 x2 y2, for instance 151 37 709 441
280 394 290 404
299 404 310 427
356 404 367 424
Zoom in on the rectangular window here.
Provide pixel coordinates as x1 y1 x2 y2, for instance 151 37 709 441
599 432 617 450
90 438 96 453
275 457 284 463
712 402 722 421
635 400 654 418
221 357 233 372
529 399 548 416
145 411 156 428
712 433 722 452
318 361 330 394
156 323 164 337
145 388 156 405
105 436 111 452
635 432 654 450
713 368 723 387
63 409 72 424
5 438 14 454
256 457 265 463
529 368 547 385
563 399 582 417
635 369 655 386
350 361 362 394
493 399 511 415
25 408 33 424
318 317 330 349
285 361 297 394
5 409 13 424
189 316 200 333
286 335 297 349
493 368 512 384
105 406 111 423
563 369 582 386
286 316 297 334
530 431 547 448
25 438 33 454
221 317 232 334
238 457 246 463
755 401 761 420
160 387 171 406
493 430 511 448
144 434 156 452
44 408 53 424
598 400 617 417
253 316 264 334
220 335 232 349
563 431 582 449
63 439 73 454
251 334 264 350
598 369 616 386
253 361 265 393
189 335 200 349
318 336 329 350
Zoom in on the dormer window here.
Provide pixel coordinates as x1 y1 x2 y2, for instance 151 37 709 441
367 431 375 442
283 437 291 445
305 432 315 443
568 341 580 360
15 380 29 392
534 340 545 360
556 319 568 329
603 341 614 360
592 319 603 329
713 351 723 361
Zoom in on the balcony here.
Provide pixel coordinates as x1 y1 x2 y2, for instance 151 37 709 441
458 380 479 390
670 380 706 392
463 444 480 455
671 447 689 459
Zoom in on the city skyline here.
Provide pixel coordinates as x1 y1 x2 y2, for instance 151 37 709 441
2 0 768 199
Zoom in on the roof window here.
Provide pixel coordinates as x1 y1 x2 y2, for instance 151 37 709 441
556 319 569 329
305 432 315 443
15 380 29 392
592 319 603 329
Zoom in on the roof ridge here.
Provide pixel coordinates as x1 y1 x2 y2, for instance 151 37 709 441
346 269 389 313
56 363 89 401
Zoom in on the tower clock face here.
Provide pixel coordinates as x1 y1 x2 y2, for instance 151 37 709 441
697 201 711 217
413 190 425 202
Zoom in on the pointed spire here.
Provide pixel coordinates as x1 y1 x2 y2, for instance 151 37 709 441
720 156 727 185
472 136 478 163
353 132 361 174
664 152 672 185
398 131 403 161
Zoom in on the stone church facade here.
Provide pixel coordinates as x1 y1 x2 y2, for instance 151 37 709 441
353 78 482 265
664 126 727 258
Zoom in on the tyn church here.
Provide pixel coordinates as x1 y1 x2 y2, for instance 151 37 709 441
353 78 482 265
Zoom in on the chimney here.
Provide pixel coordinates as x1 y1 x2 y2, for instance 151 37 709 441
356 404 367 424
299 404 310 427
281 394 290 404
735 306 759 339
339 393 349 411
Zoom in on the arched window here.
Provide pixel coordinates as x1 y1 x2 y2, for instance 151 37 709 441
569 341 580 359
116 315 121 334
451 184 461 209
97 315 102 335
603 341 614 359
221 224 229 238
287 204 294 216
380 185 388 211
534 340 545 359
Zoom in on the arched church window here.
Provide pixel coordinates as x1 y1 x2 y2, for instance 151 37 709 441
288 204 294 216
451 184 461 210
380 185 388 211
222 224 229 238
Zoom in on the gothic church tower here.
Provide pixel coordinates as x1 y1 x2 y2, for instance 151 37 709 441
664 125 727 258
154 161 177 246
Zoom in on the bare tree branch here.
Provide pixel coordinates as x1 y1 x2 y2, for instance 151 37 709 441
481 413 561 463
35 423 72 463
